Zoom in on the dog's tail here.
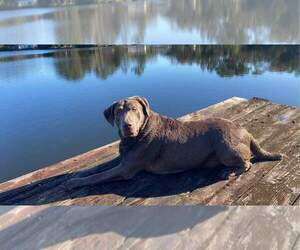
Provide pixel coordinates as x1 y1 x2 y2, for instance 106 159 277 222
250 137 283 162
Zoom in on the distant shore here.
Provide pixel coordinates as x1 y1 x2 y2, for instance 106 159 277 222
0 0 128 11
0 45 99 51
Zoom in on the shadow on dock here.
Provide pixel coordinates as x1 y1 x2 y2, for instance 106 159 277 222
0 157 236 205
0 205 227 249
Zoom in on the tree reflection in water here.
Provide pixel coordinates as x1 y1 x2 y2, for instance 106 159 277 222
7 45 298 80
0 45 299 81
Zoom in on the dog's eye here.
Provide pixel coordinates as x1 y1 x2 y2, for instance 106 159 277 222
132 108 137 112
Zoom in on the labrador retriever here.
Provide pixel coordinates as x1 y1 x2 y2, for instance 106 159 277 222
66 96 282 189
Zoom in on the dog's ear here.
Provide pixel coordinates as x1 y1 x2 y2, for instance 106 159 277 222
103 102 117 126
130 96 150 117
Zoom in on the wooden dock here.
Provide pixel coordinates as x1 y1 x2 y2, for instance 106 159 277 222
0 206 299 250
0 97 299 205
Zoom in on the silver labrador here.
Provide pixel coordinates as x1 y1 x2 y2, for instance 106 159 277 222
66 96 282 189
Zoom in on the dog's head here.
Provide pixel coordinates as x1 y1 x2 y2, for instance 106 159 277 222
104 96 150 138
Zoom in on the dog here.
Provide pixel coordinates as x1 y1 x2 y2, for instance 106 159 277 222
65 96 282 189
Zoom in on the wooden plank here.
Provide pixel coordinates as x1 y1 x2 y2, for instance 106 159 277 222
293 195 300 205
178 97 247 121
0 141 119 193
207 110 300 205
237 134 300 205
122 169 217 206
213 97 272 123
197 207 300 250
0 206 298 250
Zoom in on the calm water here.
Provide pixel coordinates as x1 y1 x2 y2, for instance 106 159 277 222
0 45 299 181
0 0 299 44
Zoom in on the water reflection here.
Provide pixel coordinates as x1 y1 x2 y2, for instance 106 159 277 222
0 0 299 44
1 45 299 80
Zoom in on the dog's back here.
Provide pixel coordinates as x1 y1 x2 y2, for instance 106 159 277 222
143 115 237 174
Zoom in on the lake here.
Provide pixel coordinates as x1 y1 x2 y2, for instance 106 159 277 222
0 0 299 44
0 45 299 181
